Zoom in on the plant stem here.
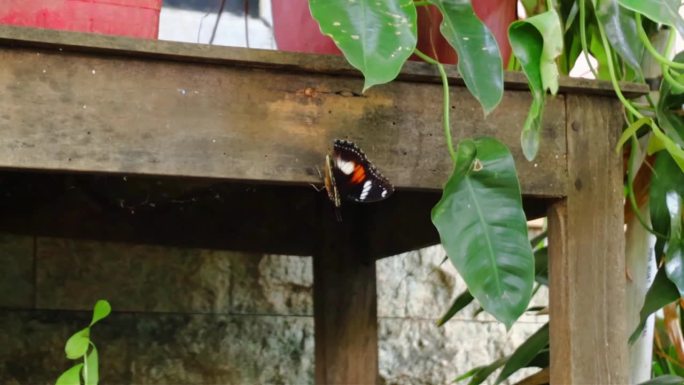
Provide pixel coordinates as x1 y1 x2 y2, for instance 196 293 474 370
414 48 458 162
636 14 684 71
579 0 599 78
597 19 642 118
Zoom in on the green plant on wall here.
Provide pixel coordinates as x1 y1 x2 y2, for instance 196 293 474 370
307 0 684 382
55 300 111 385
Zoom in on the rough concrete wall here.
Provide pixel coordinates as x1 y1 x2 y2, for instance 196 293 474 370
0 234 547 385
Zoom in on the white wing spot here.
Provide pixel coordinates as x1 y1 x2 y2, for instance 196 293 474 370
351 35 360 40
360 180 372 200
381 189 387 198
333 21 341 26
335 157 355 175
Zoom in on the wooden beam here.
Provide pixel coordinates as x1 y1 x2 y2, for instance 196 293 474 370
0 29 568 197
313 199 379 384
0 25 649 98
548 95 627 383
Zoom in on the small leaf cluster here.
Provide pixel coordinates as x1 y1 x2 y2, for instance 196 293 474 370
55 300 111 385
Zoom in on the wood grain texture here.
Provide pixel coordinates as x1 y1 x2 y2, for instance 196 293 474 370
0 36 568 196
548 95 627 383
0 25 648 97
314 200 379 384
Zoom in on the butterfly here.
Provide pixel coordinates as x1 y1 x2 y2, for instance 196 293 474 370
323 139 395 207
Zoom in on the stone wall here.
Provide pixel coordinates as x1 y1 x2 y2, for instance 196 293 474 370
0 234 547 385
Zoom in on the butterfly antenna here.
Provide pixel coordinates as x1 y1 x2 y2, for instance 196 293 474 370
334 207 343 222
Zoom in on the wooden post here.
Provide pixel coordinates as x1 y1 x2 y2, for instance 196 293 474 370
548 95 627 383
313 201 379 384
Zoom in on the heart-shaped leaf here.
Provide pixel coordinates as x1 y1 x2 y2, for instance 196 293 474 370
308 0 417 92
432 137 534 328
509 8 563 160
429 0 503 115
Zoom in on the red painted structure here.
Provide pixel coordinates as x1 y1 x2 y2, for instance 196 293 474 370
272 0 517 65
0 0 162 39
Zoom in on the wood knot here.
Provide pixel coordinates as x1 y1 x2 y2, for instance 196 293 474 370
574 178 583 191
571 121 581 132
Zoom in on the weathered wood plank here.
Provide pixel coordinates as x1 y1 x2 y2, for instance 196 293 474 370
548 95 627 383
0 44 566 197
314 201 379 384
0 25 648 97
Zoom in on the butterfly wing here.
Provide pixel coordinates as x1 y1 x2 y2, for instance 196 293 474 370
330 139 394 203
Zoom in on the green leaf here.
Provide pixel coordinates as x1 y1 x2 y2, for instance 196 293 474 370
616 117 650 152
65 328 90 360
594 0 643 76
657 52 684 150
455 357 507 385
496 323 549 383
55 363 83 385
432 137 534 329
651 151 684 262
650 123 684 173
429 0 503 115
84 345 99 385
308 0 417 92
436 289 474 326
618 0 684 38
534 246 549 286
629 267 681 344
509 8 562 160
638 375 684 385
511 10 563 95
90 300 111 326
664 191 684 296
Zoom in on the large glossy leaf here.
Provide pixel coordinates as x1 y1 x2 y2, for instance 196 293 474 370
496 323 549 383
650 151 684 261
629 267 681 343
55 363 84 385
429 0 503 115
509 8 562 161
432 137 534 328
657 51 684 150
308 0 417 91
664 192 684 296
594 0 643 75
618 0 684 38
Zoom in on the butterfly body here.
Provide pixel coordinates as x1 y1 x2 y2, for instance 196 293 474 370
323 139 394 207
